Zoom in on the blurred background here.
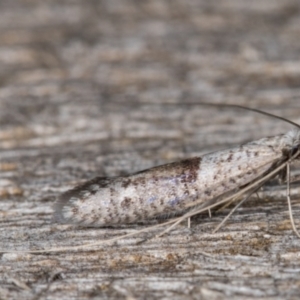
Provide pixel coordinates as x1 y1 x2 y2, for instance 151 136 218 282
1 1 300 299
1 0 300 180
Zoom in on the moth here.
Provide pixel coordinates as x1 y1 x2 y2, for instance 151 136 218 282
2 103 300 254
53 104 300 239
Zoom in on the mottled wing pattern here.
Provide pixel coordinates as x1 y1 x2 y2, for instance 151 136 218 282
54 134 289 226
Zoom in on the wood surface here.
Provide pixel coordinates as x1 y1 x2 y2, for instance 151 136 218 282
1 1 300 299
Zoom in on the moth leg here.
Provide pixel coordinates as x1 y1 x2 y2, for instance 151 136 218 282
187 217 191 228
286 163 300 238
208 209 212 218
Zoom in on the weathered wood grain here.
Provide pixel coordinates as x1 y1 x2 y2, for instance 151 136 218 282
1 0 300 299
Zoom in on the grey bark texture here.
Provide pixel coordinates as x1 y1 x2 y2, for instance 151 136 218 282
1 1 300 299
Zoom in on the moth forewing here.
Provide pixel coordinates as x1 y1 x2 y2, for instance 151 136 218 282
54 131 300 227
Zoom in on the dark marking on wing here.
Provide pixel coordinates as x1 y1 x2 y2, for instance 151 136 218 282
121 197 132 209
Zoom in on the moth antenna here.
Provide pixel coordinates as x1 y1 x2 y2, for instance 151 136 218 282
136 101 300 129
186 102 300 129
286 161 300 238
216 196 237 211
155 215 185 238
